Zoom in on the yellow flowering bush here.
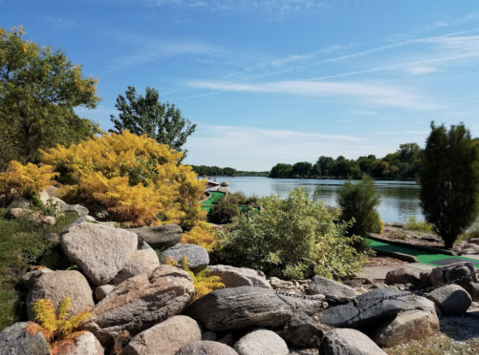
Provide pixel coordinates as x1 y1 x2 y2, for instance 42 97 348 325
38 130 206 227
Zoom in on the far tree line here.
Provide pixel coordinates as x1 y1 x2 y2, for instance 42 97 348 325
270 143 422 180
190 165 269 177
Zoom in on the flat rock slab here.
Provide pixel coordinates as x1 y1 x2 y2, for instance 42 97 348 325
61 223 137 286
26 270 94 321
321 328 387 355
207 265 271 289
0 322 50 355
161 244 209 271
320 288 408 328
121 316 201 355
308 275 356 298
187 286 293 331
82 270 194 343
128 224 183 249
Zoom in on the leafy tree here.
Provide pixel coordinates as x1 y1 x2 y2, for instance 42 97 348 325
269 163 293 178
420 122 479 249
0 26 100 170
110 86 196 159
217 188 367 279
292 161 312 178
337 175 382 237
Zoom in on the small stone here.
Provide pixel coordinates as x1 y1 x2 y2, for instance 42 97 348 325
6 207 33 219
41 216 56 226
234 330 289 355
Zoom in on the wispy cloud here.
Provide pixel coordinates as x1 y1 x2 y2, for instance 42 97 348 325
186 80 439 110
407 66 438 75
44 16 77 29
140 0 329 18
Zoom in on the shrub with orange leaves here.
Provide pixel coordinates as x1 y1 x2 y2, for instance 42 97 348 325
0 161 58 200
39 130 206 227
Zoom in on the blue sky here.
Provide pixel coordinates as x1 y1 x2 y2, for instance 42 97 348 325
2 0 479 170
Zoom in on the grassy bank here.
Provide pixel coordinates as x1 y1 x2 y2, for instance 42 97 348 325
0 208 77 331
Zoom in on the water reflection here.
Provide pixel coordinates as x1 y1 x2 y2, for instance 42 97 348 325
213 176 422 223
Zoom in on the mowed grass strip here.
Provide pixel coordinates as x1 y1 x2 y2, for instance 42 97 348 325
0 208 77 331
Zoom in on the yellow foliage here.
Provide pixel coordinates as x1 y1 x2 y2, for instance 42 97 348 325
181 222 218 252
25 297 91 355
39 130 206 227
164 256 178 266
179 256 225 301
0 161 58 199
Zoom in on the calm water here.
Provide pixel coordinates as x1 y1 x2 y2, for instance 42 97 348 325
213 176 422 223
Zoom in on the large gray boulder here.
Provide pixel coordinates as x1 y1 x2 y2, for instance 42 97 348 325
82 268 194 343
26 270 94 321
320 288 408 328
235 329 289 355
307 275 356 299
61 223 138 286
425 284 472 315
177 341 239 355
207 265 271 289
0 322 50 355
128 224 183 249
385 268 420 286
111 243 160 285
120 316 201 355
161 244 209 271
430 262 479 301
321 328 387 355
187 287 293 331
57 331 104 355
372 295 439 347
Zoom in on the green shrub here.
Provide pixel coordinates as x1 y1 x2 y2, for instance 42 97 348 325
371 211 384 234
337 175 381 237
216 187 367 280
458 223 479 242
404 216 433 233
209 199 240 224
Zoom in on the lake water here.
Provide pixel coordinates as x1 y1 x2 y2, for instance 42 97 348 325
212 176 422 223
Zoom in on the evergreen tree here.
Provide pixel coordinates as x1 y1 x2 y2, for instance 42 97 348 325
110 86 196 159
420 122 479 248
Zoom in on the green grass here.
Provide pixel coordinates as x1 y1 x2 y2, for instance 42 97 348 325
0 208 77 331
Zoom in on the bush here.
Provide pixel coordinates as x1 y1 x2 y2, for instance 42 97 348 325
181 222 217 252
404 216 433 233
208 199 240 225
459 223 479 242
371 211 385 234
38 130 206 227
420 122 479 249
216 187 367 280
337 175 381 237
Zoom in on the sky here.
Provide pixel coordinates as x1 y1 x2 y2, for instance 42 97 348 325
2 0 479 171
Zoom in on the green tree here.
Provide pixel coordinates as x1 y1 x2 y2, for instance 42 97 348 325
337 175 382 237
420 122 479 249
269 163 293 178
292 161 312 178
0 26 100 170
110 86 196 159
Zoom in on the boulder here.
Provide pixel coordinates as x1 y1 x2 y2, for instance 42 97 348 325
57 331 104 355
26 270 94 321
320 288 408 328
234 329 289 355
187 286 293 331
94 285 116 302
430 262 479 301
276 311 325 348
128 224 183 249
307 275 356 299
207 265 271 289
385 268 420 286
22 268 54 289
61 223 138 286
120 316 201 355
40 189 89 217
0 322 50 355
372 295 439 347
41 216 56 226
150 264 194 282
6 207 33 219
425 284 472 315
8 197 31 209
161 244 209 271
82 270 194 343
177 341 239 355
321 328 387 355
111 244 160 285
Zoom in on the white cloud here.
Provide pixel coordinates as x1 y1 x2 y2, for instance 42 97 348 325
407 66 438 75
272 54 313 66
44 17 77 29
186 80 439 110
